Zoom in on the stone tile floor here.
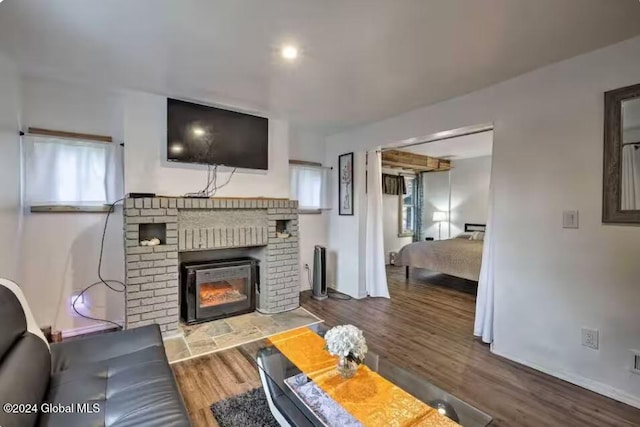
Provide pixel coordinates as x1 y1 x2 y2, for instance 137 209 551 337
164 307 322 363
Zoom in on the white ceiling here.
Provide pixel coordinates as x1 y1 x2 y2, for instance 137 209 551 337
1 1 640 134
402 131 493 160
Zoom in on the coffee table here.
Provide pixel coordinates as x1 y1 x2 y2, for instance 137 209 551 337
243 324 492 427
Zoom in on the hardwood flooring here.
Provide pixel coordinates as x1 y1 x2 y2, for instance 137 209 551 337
172 266 640 427
171 343 262 427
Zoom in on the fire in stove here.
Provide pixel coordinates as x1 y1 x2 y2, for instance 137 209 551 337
182 258 257 324
199 281 248 308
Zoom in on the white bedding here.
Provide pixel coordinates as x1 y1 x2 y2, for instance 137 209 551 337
396 238 484 281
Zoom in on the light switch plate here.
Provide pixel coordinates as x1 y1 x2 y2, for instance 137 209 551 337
563 210 579 229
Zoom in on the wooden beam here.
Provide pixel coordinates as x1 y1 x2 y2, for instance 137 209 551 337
30 205 112 213
28 127 113 143
381 150 450 172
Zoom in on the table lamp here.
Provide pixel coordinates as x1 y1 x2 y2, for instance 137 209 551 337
432 211 447 240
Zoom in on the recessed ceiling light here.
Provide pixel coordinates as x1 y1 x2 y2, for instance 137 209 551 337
170 144 184 154
193 127 205 136
281 45 299 61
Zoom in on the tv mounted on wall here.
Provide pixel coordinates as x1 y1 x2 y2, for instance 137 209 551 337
167 98 268 170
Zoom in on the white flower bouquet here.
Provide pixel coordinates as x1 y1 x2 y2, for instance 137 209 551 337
324 324 368 365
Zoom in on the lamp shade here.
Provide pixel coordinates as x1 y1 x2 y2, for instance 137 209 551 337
432 211 447 222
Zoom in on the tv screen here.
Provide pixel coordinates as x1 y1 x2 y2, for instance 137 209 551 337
167 98 268 170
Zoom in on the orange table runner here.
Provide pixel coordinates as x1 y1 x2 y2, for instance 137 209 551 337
268 327 460 427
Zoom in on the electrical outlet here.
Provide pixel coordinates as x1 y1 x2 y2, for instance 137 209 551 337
581 328 599 350
69 292 88 318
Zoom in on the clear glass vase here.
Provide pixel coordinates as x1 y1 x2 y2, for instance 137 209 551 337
337 356 358 379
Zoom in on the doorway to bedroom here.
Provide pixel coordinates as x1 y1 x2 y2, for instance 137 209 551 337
381 128 493 299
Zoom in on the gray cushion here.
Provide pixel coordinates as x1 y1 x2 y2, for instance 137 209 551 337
0 287 51 427
49 324 167 373
39 325 190 427
0 286 29 360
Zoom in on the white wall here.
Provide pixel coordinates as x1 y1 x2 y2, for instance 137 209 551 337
289 129 329 290
381 169 412 263
325 148 368 297
19 76 125 334
325 36 640 406
0 53 21 281
123 91 289 198
422 156 492 239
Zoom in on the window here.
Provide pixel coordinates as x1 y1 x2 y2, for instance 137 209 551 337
399 175 416 236
24 136 123 208
289 163 331 213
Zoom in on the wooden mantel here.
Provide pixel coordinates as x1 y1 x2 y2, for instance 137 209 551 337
381 149 451 172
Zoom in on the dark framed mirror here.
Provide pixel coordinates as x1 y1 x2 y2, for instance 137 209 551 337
603 83 640 224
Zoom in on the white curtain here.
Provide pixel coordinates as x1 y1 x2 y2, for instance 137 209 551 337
474 166 495 343
365 150 390 298
24 136 123 206
290 164 331 210
621 145 640 210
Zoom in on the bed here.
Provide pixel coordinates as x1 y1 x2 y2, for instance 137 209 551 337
396 223 486 282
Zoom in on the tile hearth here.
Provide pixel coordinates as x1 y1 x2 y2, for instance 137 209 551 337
164 307 322 363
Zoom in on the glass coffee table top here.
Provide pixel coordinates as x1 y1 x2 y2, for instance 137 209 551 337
241 324 492 427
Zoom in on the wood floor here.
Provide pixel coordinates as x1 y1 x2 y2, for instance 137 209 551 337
172 342 262 427
172 266 640 427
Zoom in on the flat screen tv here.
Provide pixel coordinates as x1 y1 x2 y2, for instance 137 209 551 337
167 98 268 170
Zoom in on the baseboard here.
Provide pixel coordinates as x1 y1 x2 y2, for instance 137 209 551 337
61 321 123 339
492 348 640 409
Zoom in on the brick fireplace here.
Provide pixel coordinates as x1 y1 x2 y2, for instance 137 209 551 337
123 197 299 335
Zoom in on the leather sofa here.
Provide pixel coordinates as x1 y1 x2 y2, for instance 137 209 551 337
0 279 191 427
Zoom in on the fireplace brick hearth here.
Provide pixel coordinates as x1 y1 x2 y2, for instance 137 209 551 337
123 197 299 335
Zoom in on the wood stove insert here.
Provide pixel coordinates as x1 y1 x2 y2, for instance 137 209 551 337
180 258 258 324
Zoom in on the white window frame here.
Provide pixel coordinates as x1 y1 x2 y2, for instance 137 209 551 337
289 161 330 214
23 132 123 213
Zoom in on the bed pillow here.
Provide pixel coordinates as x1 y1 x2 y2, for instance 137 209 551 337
455 232 473 239
470 231 485 241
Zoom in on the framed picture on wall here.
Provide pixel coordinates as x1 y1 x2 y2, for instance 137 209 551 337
339 152 354 215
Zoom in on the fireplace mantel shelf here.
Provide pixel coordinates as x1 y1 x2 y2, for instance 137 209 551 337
131 195 295 202
125 196 298 211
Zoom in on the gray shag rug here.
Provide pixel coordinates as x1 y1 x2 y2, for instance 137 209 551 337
211 387 279 427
